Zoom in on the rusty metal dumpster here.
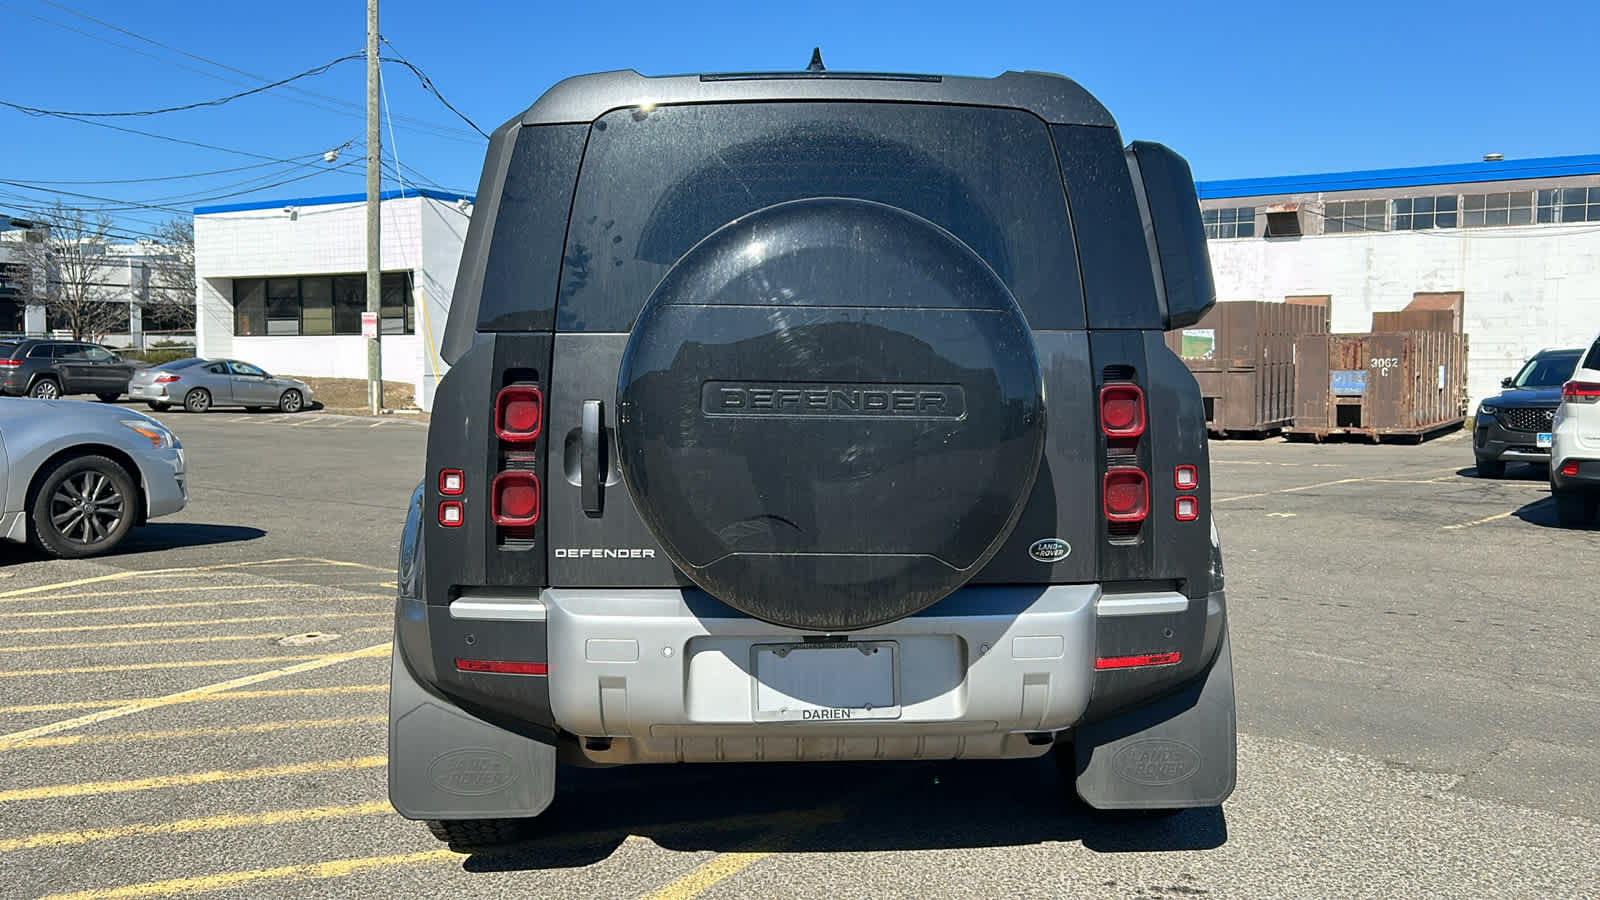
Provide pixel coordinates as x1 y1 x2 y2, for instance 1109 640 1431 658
1287 331 1467 441
1166 301 1324 436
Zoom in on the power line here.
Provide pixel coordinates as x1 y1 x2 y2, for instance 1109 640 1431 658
10 157 328 186
0 160 360 217
24 0 482 143
0 53 362 118
380 39 489 139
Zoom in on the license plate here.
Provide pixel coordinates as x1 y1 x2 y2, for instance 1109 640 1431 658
753 642 899 721
1537 433 1553 448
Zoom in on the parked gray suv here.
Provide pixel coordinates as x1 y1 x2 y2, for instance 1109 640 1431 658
389 64 1235 850
0 339 136 401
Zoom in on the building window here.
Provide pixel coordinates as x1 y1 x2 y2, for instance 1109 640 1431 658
1462 191 1533 227
1537 187 1600 224
1323 200 1388 234
232 272 414 337
1392 196 1458 230
1202 207 1255 239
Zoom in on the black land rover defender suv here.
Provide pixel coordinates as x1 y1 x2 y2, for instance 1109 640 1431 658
389 65 1234 849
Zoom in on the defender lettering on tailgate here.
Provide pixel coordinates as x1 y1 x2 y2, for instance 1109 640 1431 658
702 382 966 419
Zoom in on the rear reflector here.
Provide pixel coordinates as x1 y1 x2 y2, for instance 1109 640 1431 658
1103 467 1150 522
1095 651 1181 670
438 469 464 496
495 385 544 442
1175 496 1198 521
455 658 548 675
492 471 541 527
154 374 180 384
1099 383 1146 438
1175 465 1198 490
1562 460 1580 477
438 501 463 527
1562 381 1600 404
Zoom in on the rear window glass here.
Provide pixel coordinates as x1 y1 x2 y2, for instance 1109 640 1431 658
555 102 1085 332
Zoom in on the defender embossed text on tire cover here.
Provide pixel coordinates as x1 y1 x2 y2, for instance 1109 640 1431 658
616 198 1045 631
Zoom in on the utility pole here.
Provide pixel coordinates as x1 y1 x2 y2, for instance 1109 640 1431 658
364 0 383 414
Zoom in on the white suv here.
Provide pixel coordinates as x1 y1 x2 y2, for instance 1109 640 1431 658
1550 333 1600 526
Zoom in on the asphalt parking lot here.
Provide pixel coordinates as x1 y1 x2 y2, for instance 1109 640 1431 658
1 408 1596 898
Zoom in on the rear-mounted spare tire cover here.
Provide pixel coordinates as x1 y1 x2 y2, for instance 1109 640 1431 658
616 198 1044 631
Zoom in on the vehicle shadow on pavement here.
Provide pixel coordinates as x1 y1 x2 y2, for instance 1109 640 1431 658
0 523 266 566
459 757 1226 871
1514 497 1599 530
1455 464 1549 481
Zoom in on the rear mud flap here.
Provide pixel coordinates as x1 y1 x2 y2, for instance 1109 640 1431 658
387 642 557 820
1073 629 1236 810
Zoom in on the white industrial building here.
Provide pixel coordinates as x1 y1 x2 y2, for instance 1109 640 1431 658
0 221 179 345
192 189 471 412
1196 153 1600 408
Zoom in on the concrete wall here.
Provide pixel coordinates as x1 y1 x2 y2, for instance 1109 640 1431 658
1205 222 1600 408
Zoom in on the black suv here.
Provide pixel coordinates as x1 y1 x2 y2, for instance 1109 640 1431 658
1473 347 1584 477
388 65 1234 849
0 339 136 401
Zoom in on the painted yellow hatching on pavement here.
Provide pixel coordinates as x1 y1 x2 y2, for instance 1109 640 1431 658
0 684 386 716
0 642 390 743
0 611 389 636
0 800 394 852
0 595 386 618
0 653 336 678
0 755 387 803
4 716 387 750
0 583 287 605
1442 511 1515 530
35 849 459 900
642 852 774 900
0 558 310 600
0 627 390 653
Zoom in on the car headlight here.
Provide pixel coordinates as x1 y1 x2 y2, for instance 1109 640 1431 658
1479 403 1498 415
121 419 176 449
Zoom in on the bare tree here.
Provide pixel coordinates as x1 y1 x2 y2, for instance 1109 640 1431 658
145 217 196 331
17 203 125 341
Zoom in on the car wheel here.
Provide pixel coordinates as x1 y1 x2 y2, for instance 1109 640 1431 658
29 378 61 400
424 818 538 853
184 388 212 414
278 389 304 413
1554 491 1597 527
147 401 171 412
97 393 121 403
1475 458 1505 478
28 454 138 559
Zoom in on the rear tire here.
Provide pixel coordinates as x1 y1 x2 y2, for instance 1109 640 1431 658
1554 490 1596 527
27 454 139 559
29 378 61 400
423 818 538 852
184 388 211 414
147 401 171 412
278 389 303 413
97 393 120 403
1475 458 1505 478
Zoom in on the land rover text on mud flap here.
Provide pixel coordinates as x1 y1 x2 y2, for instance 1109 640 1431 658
389 64 1234 850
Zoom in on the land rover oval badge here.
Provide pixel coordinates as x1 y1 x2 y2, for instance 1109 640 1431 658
1029 538 1071 563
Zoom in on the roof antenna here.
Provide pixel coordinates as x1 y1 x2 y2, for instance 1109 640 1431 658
807 47 826 72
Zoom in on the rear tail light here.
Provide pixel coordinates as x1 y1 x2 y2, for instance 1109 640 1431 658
1175 496 1198 521
1562 460 1580 477
438 469 464 496
491 471 541 527
455 658 547 675
438 501 463 527
1095 651 1181 670
1562 381 1600 404
1175 465 1198 490
0 359 20 368
1099 384 1146 438
153 374 180 384
1103 467 1149 522
495 385 543 442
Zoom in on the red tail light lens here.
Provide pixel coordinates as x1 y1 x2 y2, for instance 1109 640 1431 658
438 469 464 496
0 359 20 368
1562 381 1600 404
1099 384 1146 438
153 374 180 384
1562 460 1581 477
1095 651 1181 670
495 386 543 442
1103 468 1149 522
455 659 547 675
491 471 541 527
438 501 464 527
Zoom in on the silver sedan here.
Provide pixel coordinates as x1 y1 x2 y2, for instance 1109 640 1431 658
0 397 187 558
129 358 314 414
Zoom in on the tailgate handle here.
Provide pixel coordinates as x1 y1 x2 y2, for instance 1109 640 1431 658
581 399 604 517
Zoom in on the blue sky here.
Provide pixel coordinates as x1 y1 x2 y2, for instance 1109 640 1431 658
3 0 1597 240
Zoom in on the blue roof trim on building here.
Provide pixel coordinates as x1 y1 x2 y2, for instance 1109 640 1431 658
1196 153 1600 200
194 188 473 215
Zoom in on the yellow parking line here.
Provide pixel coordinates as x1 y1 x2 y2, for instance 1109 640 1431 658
1 595 385 618
0 755 387 803
1215 466 1462 504
0 627 389 653
1443 511 1515 530
0 611 389 636
0 642 390 744
0 684 386 716
38 849 459 900
643 853 773 900
3 716 387 750
1 584 292 605
0 654 339 679
0 558 310 599
0 800 394 852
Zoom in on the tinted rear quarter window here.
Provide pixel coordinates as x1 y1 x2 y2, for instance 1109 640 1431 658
551 102 1085 333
